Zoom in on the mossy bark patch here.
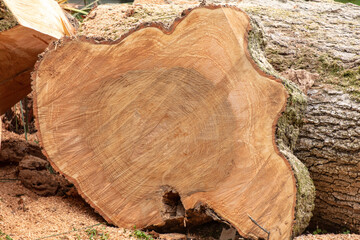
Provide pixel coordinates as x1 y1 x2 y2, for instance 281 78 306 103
248 19 314 236
241 0 360 101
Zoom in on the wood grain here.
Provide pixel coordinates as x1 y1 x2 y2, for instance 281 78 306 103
33 6 295 240
0 25 54 114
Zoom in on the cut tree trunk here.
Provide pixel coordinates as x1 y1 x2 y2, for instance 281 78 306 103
32 5 314 240
234 0 360 233
100 0 360 234
0 26 54 115
0 0 76 115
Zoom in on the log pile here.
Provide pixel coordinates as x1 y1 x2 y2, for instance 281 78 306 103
4 0 360 237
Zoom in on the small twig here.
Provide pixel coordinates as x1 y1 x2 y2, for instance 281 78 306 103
15 107 18 132
73 0 100 19
35 223 102 240
19 100 27 141
63 6 89 15
247 214 270 240
24 98 30 136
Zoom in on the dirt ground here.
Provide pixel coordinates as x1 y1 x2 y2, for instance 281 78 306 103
1 127 360 240
0 130 137 240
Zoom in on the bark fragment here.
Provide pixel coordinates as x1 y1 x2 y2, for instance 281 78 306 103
18 155 74 196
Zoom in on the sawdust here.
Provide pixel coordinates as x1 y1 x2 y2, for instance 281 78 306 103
0 128 359 240
296 234 360 240
0 166 140 240
0 128 139 240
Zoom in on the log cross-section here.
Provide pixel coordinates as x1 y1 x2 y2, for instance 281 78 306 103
33 6 296 240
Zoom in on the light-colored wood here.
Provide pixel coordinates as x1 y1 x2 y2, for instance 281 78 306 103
0 25 54 115
33 6 295 240
2 0 75 38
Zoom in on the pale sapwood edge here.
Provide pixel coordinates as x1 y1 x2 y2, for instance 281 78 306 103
247 18 315 237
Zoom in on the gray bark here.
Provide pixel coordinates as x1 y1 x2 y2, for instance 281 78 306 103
241 0 360 233
295 87 360 232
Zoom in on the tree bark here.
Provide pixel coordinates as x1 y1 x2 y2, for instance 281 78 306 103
0 0 16 32
32 5 314 240
238 0 360 233
295 86 360 232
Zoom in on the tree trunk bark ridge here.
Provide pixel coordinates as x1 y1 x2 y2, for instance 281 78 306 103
295 86 360 232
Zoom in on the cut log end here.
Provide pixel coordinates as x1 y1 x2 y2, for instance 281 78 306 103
0 26 54 115
33 6 296 240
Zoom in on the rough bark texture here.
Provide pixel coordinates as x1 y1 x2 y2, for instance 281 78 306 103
0 135 44 164
18 155 74 196
79 2 315 236
240 0 360 100
295 86 360 232
237 0 360 233
32 6 315 240
0 127 77 197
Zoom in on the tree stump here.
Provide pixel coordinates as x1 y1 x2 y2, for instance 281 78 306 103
32 5 315 240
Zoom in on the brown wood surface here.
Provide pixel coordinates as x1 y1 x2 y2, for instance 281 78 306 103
0 115 2 150
0 25 54 115
33 6 296 240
